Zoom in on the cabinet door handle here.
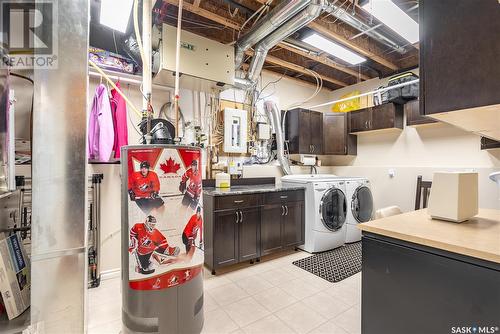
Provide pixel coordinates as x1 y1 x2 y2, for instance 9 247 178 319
312 145 315 153
281 205 285 216
280 195 288 199
234 200 244 204
239 210 243 223
285 205 289 216
235 211 239 224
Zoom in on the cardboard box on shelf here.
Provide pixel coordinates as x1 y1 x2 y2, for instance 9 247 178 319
0 233 30 320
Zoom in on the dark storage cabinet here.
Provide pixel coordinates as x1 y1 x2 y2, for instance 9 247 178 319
323 113 357 155
349 103 403 134
210 195 261 270
213 210 239 267
362 234 500 334
204 189 305 273
284 108 323 154
420 0 500 116
261 191 305 256
481 137 500 150
405 99 437 126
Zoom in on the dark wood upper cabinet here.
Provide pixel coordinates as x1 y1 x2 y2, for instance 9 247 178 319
349 108 372 133
349 103 403 134
371 103 403 130
420 0 500 115
405 99 437 126
285 108 324 154
418 0 500 141
480 137 500 150
323 113 357 155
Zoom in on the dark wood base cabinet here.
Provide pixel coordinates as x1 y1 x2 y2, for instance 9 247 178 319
204 190 305 274
362 234 500 334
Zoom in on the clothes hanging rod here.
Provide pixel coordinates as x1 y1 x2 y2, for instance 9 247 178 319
88 69 173 91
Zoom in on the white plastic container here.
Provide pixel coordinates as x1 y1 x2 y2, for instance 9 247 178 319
428 172 478 222
215 172 231 188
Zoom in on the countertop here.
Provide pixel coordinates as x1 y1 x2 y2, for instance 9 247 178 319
359 208 500 264
203 184 306 196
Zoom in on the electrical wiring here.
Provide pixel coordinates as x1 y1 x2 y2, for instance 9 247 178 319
255 70 287 102
238 3 266 39
227 3 239 18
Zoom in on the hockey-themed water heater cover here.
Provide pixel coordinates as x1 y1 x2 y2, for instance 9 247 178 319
126 146 204 290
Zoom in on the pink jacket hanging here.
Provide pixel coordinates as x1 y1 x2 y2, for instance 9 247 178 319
88 84 115 162
111 81 128 159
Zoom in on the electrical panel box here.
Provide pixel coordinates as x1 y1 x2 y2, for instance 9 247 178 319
223 108 248 153
154 24 235 92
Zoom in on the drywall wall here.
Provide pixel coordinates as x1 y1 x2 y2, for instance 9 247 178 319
88 70 332 274
322 68 500 212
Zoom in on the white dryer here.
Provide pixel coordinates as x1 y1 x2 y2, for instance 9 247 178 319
345 178 374 243
282 175 347 253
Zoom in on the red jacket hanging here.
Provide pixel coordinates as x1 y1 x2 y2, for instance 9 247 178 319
110 81 128 159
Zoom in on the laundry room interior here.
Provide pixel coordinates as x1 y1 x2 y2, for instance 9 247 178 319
1 0 499 334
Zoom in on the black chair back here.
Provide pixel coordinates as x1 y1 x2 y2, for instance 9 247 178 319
415 175 432 210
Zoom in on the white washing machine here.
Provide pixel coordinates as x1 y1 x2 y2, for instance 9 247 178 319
282 175 347 253
345 178 374 243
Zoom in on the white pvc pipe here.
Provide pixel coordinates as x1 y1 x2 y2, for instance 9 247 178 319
174 0 183 137
307 78 419 109
143 0 153 143
142 0 152 110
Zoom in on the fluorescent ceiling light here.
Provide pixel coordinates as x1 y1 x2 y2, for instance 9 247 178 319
100 0 134 33
362 0 419 44
302 33 366 65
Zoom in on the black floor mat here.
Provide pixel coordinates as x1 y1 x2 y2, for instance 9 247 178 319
292 242 361 283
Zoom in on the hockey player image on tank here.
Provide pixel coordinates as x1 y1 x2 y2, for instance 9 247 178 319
129 215 181 275
128 161 165 214
182 206 203 261
179 160 202 209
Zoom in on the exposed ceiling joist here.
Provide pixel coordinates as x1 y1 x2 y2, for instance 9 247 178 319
164 0 241 30
245 50 347 87
277 43 371 81
193 0 201 6
266 54 347 87
239 0 400 71
308 21 399 71
242 63 333 91
164 0 367 83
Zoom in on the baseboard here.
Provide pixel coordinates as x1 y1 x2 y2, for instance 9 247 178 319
100 268 120 281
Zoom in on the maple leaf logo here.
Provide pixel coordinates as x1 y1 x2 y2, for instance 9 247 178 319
160 157 181 174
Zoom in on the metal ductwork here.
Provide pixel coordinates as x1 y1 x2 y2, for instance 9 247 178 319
323 4 407 54
264 100 292 175
247 0 327 84
234 0 312 70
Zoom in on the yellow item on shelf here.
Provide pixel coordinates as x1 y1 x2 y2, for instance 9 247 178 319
331 90 361 113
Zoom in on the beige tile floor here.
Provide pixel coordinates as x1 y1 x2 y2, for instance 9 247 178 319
88 250 361 334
